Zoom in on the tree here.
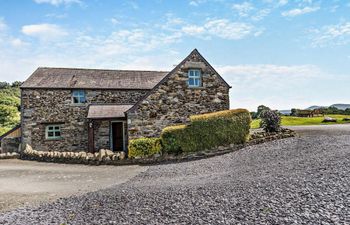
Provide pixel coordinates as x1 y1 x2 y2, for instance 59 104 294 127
260 109 281 132
291 108 297 116
11 81 22 87
0 104 19 126
256 105 270 118
0 82 10 89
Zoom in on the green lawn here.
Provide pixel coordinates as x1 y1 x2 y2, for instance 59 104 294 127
251 114 350 129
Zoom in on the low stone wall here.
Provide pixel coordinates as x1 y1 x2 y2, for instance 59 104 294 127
1 137 21 153
0 152 20 159
21 145 126 165
20 129 296 165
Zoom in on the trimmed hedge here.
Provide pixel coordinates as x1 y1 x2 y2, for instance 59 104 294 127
161 109 251 153
128 137 162 158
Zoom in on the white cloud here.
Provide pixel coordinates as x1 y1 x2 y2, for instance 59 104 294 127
218 64 322 78
282 6 320 17
189 0 206 6
21 24 68 41
217 64 325 110
10 38 29 47
278 0 288 6
33 0 81 6
45 13 68 19
110 18 120 25
182 25 205 35
232 2 254 17
310 22 350 47
252 8 271 21
205 19 255 40
0 18 7 31
182 19 257 40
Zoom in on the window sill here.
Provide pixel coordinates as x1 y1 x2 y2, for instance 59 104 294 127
45 138 63 141
70 103 87 107
188 86 205 89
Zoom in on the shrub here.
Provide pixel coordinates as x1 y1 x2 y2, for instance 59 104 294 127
259 109 281 132
161 109 251 153
128 137 162 158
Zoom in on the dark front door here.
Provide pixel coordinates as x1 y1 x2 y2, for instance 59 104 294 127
111 122 124 151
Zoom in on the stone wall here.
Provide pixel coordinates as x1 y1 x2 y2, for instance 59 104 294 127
127 51 230 139
1 137 21 153
21 89 148 152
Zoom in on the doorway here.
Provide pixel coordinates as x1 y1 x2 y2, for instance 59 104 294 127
111 122 125 152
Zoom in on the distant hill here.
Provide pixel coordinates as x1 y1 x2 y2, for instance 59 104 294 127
279 110 291 115
330 104 350 110
306 104 350 110
306 105 326 110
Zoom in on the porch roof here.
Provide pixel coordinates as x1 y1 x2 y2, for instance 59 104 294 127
87 104 133 119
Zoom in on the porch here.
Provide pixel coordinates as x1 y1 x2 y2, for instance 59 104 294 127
87 104 132 153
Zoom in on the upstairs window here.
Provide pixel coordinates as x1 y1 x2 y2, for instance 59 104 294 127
188 69 202 88
72 90 86 104
45 125 61 140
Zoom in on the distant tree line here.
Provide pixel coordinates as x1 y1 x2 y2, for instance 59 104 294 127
0 81 22 135
291 107 350 116
251 105 350 120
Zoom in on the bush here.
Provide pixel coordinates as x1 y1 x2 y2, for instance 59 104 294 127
259 110 281 132
128 137 162 158
161 109 251 153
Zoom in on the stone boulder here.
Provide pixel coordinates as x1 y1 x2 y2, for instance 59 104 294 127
323 117 337 122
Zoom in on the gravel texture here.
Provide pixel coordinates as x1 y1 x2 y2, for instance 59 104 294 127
0 160 147 212
1 125 350 224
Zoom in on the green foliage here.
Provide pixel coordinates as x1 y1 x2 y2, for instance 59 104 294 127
251 114 350 128
161 109 252 154
250 111 258 119
259 110 281 132
128 137 162 158
256 105 270 118
0 82 21 136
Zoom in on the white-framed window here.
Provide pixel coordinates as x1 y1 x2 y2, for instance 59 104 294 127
72 90 86 104
188 69 202 87
45 125 62 140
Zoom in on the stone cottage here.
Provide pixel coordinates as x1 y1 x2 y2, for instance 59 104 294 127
21 49 231 153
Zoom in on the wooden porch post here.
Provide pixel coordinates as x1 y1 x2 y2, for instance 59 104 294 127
88 120 95 153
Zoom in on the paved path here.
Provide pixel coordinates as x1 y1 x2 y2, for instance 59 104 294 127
0 160 147 212
0 124 350 224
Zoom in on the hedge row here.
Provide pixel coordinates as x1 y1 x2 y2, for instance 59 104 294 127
160 108 251 153
128 109 252 158
128 137 162 158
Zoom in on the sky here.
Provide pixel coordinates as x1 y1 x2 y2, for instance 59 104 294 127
0 0 349 111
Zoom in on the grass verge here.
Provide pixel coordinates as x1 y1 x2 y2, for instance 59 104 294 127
251 114 350 129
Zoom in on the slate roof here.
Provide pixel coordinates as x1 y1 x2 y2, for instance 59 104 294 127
21 67 169 90
87 104 133 119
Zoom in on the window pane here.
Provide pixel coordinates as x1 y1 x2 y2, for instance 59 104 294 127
55 131 61 137
54 126 60 130
48 126 53 130
73 97 79 103
48 131 53 137
79 96 86 103
189 78 194 86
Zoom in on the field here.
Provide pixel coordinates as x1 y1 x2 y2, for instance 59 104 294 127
251 114 350 129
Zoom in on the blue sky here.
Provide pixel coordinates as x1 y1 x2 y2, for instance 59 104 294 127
0 0 349 110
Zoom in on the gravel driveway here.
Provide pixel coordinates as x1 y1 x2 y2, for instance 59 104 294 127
0 160 147 213
1 124 350 224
